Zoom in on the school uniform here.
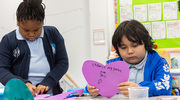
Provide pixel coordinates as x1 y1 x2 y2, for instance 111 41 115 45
0 26 69 95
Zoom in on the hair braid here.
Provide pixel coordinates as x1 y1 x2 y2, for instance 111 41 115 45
16 0 45 22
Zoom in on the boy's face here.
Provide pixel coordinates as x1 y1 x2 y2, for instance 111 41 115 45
118 35 146 65
17 20 43 41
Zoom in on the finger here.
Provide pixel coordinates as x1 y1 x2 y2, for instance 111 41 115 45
118 85 130 91
89 88 99 96
91 88 99 93
36 86 41 95
32 87 38 96
39 88 45 94
122 92 129 97
26 84 37 96
36 87 42 95
92 92 99 96
45 86 49 92
88 85 95 90
118 82 131 87
32 86 37 92
36 85 43 94
120 88 129 93
36 89 40 95
31 90 36 96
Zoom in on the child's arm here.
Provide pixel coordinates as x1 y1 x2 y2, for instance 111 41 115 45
0 35 30 85
38 26 69 90
139 59 172 97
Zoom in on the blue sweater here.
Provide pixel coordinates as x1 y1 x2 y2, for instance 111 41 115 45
107 50 172 96
0 26 69 95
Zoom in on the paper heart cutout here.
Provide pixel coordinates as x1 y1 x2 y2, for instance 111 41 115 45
82 60 129 98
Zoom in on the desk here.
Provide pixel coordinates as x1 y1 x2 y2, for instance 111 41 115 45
66 94 180 100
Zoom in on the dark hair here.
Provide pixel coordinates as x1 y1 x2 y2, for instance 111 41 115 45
112 20 154 56
16 0 45 22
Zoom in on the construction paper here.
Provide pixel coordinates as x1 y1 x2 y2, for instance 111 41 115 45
3 79 34 100
34 89 84 100
3 78 83 100
82 60 129 98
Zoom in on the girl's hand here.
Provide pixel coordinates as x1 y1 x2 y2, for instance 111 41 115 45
87 85 99 96
26 82 37 96
36 84 49 95
118 82 140 97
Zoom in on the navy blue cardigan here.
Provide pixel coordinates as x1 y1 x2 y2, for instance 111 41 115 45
0 26 69 95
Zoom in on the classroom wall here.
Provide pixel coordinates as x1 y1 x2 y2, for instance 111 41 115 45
0 0 115 88
89 0 115 65
44 0 92 88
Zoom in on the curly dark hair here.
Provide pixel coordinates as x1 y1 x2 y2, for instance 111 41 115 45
16 0 45 22
112 20 154 56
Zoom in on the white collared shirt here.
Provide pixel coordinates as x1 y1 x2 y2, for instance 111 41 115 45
127 51 148 84
16 27 50 86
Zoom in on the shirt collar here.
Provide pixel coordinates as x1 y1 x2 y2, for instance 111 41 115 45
127 51 148 69
16 26 44 40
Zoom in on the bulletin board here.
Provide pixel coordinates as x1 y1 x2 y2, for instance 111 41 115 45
116 0 180 50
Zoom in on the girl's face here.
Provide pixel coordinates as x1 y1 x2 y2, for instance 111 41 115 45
118 35 146 65
17 20 43 41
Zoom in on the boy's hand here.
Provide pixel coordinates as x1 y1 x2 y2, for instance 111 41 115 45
36 84 49 95
87 85 99 96
26 82 37 96
118 82 140 97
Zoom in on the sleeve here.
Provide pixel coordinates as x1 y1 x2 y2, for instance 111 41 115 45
139 58 172 97
85 85 90 93
106 57 121 64
39 27 69 89
0 36 30 85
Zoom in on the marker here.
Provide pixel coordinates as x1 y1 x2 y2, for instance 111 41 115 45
66 93 89 98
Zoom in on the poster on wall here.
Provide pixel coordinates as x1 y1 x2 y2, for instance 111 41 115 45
166 20 180 38
120 6 133 22
142 22 151 36
148 3 161 21
163 2 177 20
119 0 132 6
134 4 147 22
152 21 166 39
117 0 180 49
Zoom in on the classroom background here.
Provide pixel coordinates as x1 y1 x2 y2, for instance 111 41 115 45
1 0 180 92
0 0 115 91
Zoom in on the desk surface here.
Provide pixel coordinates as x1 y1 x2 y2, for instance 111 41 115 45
66 94 180 100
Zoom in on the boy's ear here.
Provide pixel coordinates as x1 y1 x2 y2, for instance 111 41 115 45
17 20 19 26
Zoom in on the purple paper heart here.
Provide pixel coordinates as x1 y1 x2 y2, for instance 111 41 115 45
82 60 129 98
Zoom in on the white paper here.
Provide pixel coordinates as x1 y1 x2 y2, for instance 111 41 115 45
134 4 147 22
0 88 4 93
148 3 161 21
93 29 105 45
163 2 177 20
120 0 132 6
166 20 180 38
152 22 166 39
120 6 133 22
142 23 151 36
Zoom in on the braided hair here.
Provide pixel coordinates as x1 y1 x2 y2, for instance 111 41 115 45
16 0 45 22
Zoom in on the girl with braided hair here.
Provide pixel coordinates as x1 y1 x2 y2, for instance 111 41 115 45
0 0 68 96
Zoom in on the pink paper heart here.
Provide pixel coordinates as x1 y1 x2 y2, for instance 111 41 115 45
82 60 129 98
